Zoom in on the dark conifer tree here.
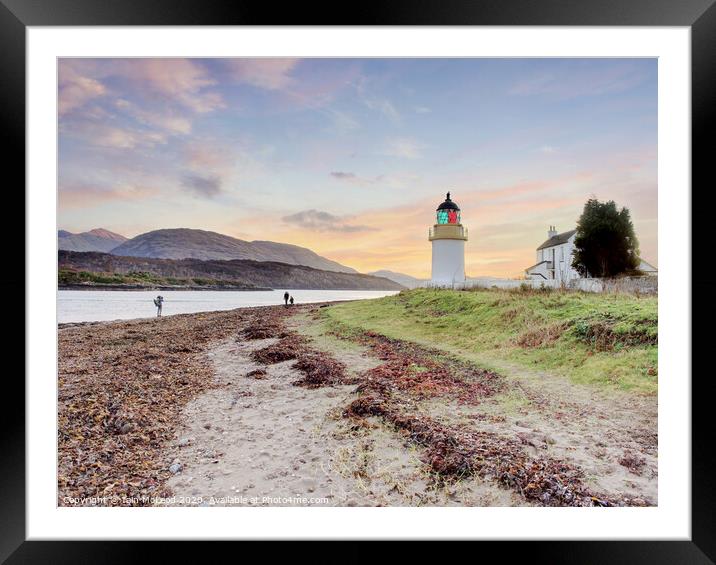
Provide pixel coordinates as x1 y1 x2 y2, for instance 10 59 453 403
572 199 640 277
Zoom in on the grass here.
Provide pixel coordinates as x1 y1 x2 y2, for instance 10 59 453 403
323 287 657 395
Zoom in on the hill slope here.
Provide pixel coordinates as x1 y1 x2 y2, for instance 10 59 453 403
109 228 356 274
59 251 403 291
324 288 657 394
58 228 128 252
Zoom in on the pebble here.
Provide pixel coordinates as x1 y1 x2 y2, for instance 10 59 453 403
169 463 183 474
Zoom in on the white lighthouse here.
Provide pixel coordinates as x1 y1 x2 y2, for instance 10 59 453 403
429 192 468 286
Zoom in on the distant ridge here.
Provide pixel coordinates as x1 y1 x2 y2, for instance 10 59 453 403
109 228 357 274
368 270 426 289
58 228 128 253
59 251 403 291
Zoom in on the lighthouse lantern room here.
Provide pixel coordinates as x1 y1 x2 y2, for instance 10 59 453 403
429 192 468 286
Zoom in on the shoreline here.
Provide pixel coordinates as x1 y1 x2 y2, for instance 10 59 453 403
57 301 344 328
59 284 273 292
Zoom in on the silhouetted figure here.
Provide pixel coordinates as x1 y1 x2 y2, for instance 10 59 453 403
289 296 294 306
283 291 290 306
153 295 164 317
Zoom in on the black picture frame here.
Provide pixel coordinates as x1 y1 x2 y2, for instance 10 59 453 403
5 0 712 561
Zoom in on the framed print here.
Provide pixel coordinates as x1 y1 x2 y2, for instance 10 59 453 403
5 0 714 561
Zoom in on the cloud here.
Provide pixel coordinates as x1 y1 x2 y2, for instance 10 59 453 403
354 74 400 122
540 145 556 154
184 143 232 171
115 99 192 134
62 122 167 149
329 171 383 185
473 180 552 203
58 58 224 146
93 127 147 149
364 97 400 122
509 62 650 100
59 64 107 116
282 209 375 233
413 106 431 114
180 173 222 198
61 58 224 114
59 182 157 208
118 59 224 113
181 140 268 188
384 137 423 159
326 109 360 132
227 58 299 90
330 171 357 180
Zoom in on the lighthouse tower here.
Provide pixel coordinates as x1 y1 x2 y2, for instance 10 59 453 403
429 192 468 286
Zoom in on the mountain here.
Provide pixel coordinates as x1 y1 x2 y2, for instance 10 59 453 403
59 251 404 291
109 228 357 274
58 228 128 252
368 270 426 289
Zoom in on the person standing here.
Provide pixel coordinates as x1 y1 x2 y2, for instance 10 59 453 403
154 295 164 317
283 291 290 306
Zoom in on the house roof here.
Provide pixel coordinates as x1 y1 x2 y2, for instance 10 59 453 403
638 259 657 271
536 229 577 251
525 260 552 272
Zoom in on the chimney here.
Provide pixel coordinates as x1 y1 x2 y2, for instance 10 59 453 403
548 225 557 238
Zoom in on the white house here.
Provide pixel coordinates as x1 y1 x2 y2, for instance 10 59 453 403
525 225 658 281
525 226 580 283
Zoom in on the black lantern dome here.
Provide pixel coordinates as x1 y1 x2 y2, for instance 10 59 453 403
435 192 461 225
436 191 460 211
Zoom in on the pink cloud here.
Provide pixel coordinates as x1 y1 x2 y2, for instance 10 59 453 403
114 98 192 135
62 121 167 149
58 64 107 116
184 143 232 171
59 58 225 116
227 58 299 90
290 64 360 106
115 59 224 113
59 182 159 208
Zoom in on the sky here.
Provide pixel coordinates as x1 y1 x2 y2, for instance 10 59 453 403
58 58 657 278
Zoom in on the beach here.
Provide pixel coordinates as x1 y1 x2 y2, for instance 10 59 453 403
58 299 657 507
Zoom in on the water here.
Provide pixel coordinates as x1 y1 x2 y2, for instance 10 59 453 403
57 289 399 324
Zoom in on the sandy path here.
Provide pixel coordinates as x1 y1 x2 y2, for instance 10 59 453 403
162 333 524 506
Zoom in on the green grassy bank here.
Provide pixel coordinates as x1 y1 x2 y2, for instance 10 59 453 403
324 287 657 395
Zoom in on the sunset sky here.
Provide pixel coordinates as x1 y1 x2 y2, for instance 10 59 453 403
58 58 657 278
